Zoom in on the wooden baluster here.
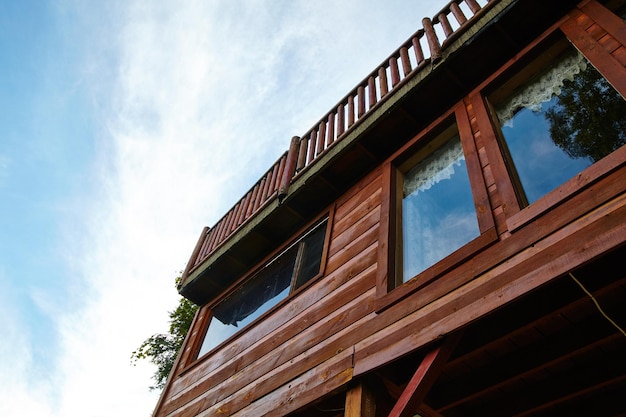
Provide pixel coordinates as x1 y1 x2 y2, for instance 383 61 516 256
246 184 259 219
450 2 467 25
278 136 300 202
378 67 389 97
423 17 442 62
389 56 400 87
202 227 218 259
327 113 335 145
316 121 326 155
357 85 366 118
438 13 454 38
465 0 481 14
307 130 317 165
252 179 265 211
210 217 228 252
400 46 412 77
196 227 213 265
412 34 425 66
224 204 238 235
347 95 355 127
368 76 377 109
297 135 308 171
337 103 345 136
266 162 277 197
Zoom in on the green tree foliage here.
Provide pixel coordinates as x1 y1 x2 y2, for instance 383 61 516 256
545 65 626 162
131 277 198 391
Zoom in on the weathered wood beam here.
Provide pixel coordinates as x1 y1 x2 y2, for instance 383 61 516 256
344 382 376 417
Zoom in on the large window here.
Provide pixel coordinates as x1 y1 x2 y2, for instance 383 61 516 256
398 125 480 283
197 217 329 357
488 37 626 206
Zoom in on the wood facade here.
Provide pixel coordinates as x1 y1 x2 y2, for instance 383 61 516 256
155 0 626 415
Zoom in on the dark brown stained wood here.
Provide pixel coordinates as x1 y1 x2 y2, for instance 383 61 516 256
389 56 400 87
332 166 382 221
466 0 481 14
438 13 454 38
279 136 300 200
450 3 467 26
412 35 425 66
328 205 380 262
368 76 377 109
562 12 626 97
326 220 379 275
347 95 355 127
337 103 346 137
331 186 381 243
327 113 336 146
379 67 389 98
317 121 326 156
355 191 626 376
357 86 366 118
376 162 393 299
400 47 411 77
423 18 442 61
306 130 317 165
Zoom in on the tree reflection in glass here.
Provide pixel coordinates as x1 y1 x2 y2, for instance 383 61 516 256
494 47 626 205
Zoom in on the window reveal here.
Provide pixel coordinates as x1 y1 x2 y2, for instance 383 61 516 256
197 217 328 357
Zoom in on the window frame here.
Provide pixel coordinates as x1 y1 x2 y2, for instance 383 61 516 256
376 103 497 310
190 211 333 363
471 18 626 234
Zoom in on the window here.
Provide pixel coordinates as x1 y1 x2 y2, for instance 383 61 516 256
197 217 328 357
377 109 495 303
398 125 480 283
488 38 626 206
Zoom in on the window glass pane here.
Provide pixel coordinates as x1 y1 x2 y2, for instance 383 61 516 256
198 250 295 356
493 45 626 205
401 134 480 282
197 217 328 357
292 219 327 290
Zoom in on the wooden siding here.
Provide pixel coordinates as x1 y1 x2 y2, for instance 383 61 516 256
156 168 384 417
156 1 626 416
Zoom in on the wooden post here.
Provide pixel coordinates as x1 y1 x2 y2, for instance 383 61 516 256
278 136 300 203
345 382 376 417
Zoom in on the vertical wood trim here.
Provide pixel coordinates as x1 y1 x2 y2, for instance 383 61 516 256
345 382 376 417
561 14 626 97
376 161 393 299
467 93 521 219
455 102 495 233
580 1 626 46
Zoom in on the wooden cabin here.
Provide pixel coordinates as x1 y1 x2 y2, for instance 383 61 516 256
153 0 626 415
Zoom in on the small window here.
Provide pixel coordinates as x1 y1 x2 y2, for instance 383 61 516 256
396 124 481 284
197 217 328 357
489 38 626 206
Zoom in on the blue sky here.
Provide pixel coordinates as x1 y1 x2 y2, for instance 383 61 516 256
0 1 441 415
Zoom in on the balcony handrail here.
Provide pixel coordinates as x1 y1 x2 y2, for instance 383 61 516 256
181 0 497 280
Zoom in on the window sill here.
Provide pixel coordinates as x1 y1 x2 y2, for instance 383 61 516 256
506 145 626 233
375 227 498 313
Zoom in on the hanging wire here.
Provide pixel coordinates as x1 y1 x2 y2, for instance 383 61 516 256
569 272 626 337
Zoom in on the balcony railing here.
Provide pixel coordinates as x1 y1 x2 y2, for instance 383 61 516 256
183 0 496 278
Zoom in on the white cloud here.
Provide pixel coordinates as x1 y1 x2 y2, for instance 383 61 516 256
1 1 445 416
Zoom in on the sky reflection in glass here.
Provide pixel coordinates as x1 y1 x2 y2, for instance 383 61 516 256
401 135 479 282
